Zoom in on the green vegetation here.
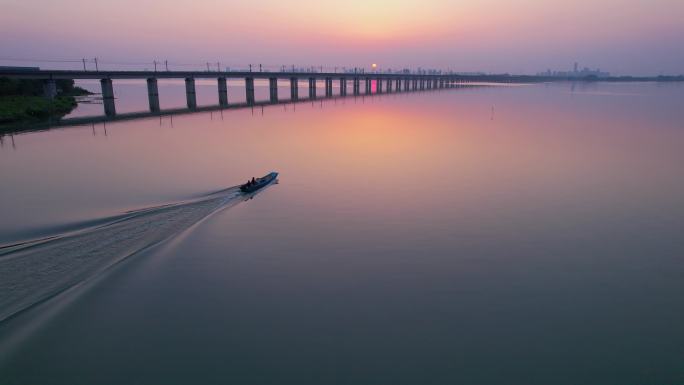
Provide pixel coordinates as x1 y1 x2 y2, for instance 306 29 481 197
0 95 77 124
0 78 91 127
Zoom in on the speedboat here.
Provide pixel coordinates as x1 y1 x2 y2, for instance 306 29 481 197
240 172 278 193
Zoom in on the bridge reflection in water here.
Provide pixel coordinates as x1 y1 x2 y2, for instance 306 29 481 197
0 83 482 135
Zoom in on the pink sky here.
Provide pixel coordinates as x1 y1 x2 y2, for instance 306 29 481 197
1 0 682 75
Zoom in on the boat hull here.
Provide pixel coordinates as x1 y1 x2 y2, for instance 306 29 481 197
240 172 278 193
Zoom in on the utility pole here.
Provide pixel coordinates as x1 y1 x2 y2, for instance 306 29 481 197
206 62 210 72
94 57 98 71
259 64 262 72
165 60 169 71
82 58 87 71
249 64 252 72
217 62 220 72
153 60 157 72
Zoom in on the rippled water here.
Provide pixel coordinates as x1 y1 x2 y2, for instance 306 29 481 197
1 82 683 385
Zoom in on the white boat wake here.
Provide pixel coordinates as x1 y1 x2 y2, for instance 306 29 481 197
0 185 256 323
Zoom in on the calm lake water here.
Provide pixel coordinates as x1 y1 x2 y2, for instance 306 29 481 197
1 82 683 385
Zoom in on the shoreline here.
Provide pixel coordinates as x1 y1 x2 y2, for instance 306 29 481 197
0 78 91 128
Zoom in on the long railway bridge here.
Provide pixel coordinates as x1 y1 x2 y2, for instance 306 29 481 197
0 68 482 117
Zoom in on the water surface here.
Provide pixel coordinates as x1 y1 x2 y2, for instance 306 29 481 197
1 82 683 385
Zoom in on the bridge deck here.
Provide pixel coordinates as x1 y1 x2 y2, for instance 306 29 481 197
0 69 451 80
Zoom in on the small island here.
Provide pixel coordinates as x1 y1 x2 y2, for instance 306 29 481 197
0 77 91 128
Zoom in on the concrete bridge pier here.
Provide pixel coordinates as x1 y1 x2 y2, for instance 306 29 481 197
185 78 197 109
376 78 383 93
324 77 333 97
395 78 402 92
353 78 360 95
404 78 410 91
365 78 372 94
308 78 316 99
420 78 425 90
218 77 228 106
245 77 255 105
269 77 278 102
43 79 57 99
290 78 299 100
340 78 347 96
412 78 418 91
100 78 116 116
146 78 160 112
386 78 392 93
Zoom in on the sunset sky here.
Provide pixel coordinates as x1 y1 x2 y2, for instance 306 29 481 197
1 0 682 75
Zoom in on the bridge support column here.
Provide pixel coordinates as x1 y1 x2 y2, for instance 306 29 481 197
100 78 116 116
245 77 255 105
146 78 160 112
218 77 228 106
395 78 402 92
376 78 382 93
308 78 316 99
324 78 332 97
339 78 347 96
365 78 371 94
43 79 57 100
269 77 278 102
290 78 298 100
185 78 197 109
386 78 392 93
353 78 360 95
404 78 410 91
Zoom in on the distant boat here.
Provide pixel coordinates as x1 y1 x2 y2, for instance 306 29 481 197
240 172 278 193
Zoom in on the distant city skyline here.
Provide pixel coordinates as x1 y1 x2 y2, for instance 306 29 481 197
1 0 683 76
537 62 611 78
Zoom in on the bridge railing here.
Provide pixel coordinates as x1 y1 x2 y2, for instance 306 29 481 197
0 57 454 75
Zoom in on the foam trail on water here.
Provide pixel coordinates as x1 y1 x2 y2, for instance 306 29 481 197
0 185 251 323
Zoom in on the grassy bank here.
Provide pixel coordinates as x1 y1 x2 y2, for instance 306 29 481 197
0 95 78 124
0 78 91 128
